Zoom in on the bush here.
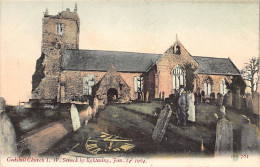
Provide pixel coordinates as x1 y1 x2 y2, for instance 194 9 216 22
226 75 246 95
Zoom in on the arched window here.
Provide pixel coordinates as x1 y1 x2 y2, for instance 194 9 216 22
204 77 213 96
134 76 143 93
220 78 228 95
173 66 185 90
83 74 95 95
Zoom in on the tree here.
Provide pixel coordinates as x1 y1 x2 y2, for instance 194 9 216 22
184 63 197 92
241 57 259 94
226 75 246 95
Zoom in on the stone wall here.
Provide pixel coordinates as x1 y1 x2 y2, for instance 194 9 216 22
156 41 198 98
154 41 236 99
119 72 143 99
144 66 157 99
59 70 142 103
197 74 233 97
95 67 131 105
31 10 79 101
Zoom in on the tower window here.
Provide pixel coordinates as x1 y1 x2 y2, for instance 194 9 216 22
57 23 65 35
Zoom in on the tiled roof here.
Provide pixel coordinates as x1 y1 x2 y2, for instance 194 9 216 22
62 49 162 72
62 49 240 75
192 56 240 75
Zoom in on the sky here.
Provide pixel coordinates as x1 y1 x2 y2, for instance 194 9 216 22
0 0 259 105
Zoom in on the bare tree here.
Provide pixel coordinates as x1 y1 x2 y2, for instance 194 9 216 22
241 57 259 94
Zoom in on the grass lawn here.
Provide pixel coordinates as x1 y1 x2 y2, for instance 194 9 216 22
42 101 259 157
116 101 163 116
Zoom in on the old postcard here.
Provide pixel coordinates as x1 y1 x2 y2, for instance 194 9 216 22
0 0 259 167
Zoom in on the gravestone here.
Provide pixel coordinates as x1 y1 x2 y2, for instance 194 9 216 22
162 92 165 101
0 97 6 111
142 92 145 101
219 106 226 115
233 89 241 109
217 93 224 106
241 116 260 154
245 93 253 110
152 104 173 142
201 91 206 103
242 97 247 109
93 97 99 116
87 106 93 119
0 97 17 157
197 92 201 103
85 106 93 125
224 92 232 107
210 92 216 103
252 92 259 115
146 91 149 102
70 104 81 131
215 117 233 156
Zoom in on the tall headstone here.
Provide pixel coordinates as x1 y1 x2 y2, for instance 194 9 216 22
245 93 253 110
152 104 173 142
233 89 241 109
0 97 17 157
146 91 149 102
252 92 259 115
0 97 6 111
93 97 99 116
241 116 260 154
162 92 165 101
142 92 145 101
215 117 233 156
242 96 247 109
197 92 201 103
85 106 93 125
70 104 81 131
217 93 224 106
87 106 93 119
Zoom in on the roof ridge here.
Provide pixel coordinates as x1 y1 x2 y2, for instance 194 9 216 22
65 49 162 56
192 55 229 59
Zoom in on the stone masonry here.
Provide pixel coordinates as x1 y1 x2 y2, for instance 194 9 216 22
156 41 198 98
31 6 242 104
32 8 79 101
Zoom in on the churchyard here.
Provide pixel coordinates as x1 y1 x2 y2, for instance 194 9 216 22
34 101 259 157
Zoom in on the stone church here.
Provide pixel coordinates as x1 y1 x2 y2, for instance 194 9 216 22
31 7 240 105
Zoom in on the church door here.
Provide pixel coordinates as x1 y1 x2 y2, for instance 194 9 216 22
107 88 118 103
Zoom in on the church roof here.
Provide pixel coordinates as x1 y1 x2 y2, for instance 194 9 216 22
62 49 240 75
62 49 162 72
192 56 240 75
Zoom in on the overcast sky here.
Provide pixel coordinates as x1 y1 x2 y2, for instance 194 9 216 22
0 0 259 105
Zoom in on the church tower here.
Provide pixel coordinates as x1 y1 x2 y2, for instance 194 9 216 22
31 6 80 102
